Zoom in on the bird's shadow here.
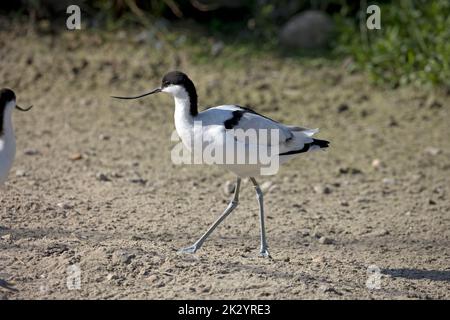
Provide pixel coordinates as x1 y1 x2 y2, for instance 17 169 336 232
382 268 450 282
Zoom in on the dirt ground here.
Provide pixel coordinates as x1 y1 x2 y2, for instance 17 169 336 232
0 22 449 300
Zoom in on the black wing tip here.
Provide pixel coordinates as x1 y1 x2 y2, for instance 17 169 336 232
279 139 330 156
313 138 330 148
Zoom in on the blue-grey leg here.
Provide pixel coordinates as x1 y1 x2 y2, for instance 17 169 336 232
180 178 241 254
250 177 270 258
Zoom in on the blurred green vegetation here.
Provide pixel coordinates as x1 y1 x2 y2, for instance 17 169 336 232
1 0 449 88
335 0 450 88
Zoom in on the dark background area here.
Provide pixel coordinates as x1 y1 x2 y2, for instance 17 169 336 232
1 0 449 88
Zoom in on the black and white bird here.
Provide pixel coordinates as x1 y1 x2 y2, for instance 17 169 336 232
113 71 329 257
0 88 33 187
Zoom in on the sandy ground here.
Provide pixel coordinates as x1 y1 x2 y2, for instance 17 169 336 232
0 22 449 299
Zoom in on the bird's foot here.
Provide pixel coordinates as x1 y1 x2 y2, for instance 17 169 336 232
259 247 271 258
179 244 199 254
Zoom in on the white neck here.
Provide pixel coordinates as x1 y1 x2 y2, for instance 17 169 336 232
1 103 15 140
162 84 198 147
165 85 194 128
0 102 16 185
173 95 195 140
174 95 194 120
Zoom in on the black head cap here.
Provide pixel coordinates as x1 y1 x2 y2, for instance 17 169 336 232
0 88 16 134
0 88 32 116
161 71 193 88
161 71 198 116
111 71 198 117
0 88 16 107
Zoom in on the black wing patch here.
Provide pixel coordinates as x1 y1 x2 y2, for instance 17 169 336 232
224 110 244 129
223 105 281 130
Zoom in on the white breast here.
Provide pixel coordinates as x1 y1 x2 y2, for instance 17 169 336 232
0 104 16 186
173 96 195 150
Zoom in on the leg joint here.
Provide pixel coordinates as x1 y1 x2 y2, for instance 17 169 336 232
254 187 263 200
228 198 239 209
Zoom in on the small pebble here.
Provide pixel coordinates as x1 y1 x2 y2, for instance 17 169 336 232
24 149 39 156
111 172 123 178
44 243 68 255
371 159 382 169
368 229 389 237
318 236 334 245
360 109 369 117
387 117 398 127
99 134 110 141
15 169 27 177
298 228 310 237
96 173 110 182
113 251 135 265
338 167 362 175
313 185 332 194
319 284 341 295
312 256 325 263
146 275 159 283
1 234 12 241
424 147 440 156
282 176 291 183
223 180 235 195
106 273 117 281
337 103 349 113
260 181 273 193
424 96 442 109
57 203 74 210
69 153 83 161
311 230 322 238
201 285 212 293
382 178 395 185
129 177 147 185
356 197 370 203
